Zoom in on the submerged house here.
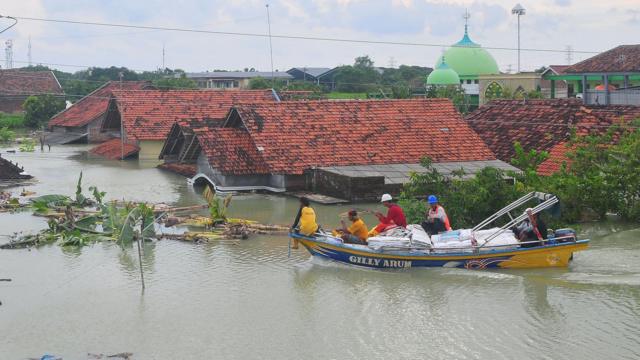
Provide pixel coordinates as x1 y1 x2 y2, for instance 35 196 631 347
0 154 32 182
98 89 279 160
0 69 63 113
162 99 518 201
543 44 640 105
465 99 640 175
48 81 153 144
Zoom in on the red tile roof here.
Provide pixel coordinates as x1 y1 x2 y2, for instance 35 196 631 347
49 81 151 128
111 89 277 141
466 99 640 175
546 65 569 75
197 127 270 175
209 99 495 175
0 69 63 96
89 138 140 160
565 45 640 73
465 99 593 162
537 142 575 176
157 163 197 177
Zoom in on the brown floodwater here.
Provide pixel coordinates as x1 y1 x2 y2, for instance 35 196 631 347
1 145 639 360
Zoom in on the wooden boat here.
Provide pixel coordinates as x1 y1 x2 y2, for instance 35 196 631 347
289 192 589 269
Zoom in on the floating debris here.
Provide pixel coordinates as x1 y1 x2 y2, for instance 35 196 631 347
2 176 288 249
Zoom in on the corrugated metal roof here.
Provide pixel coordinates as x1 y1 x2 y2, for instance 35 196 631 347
319 160 520 184
185 71 293 79
287 67 334 78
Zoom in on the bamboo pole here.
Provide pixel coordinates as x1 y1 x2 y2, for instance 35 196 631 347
136 231 145 291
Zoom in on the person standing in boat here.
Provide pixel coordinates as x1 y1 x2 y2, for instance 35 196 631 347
290 197 319 249
421 195 452 235
336 210 369 245
371 194 407 236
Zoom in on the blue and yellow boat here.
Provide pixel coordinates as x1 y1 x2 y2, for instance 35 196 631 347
290 192 590 269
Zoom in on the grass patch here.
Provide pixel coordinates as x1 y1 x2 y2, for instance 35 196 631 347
327 92 368 99
0 112 25 129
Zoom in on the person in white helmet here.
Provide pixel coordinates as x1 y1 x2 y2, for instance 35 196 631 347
370 193 407 236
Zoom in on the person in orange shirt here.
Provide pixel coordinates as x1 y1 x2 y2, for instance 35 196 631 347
336 210 369 245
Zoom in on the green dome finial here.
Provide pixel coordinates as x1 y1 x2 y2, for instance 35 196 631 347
433 10 500 77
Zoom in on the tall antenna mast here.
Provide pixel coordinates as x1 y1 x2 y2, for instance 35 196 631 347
28 36 32 66
266 3 275 88
162 42 165 70
5 40 13 69
565 45 573 65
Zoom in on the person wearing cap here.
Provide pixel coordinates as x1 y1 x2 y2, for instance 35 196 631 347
290 197 319 249
421 195 451 235
371 194 407 236
336 210 369 245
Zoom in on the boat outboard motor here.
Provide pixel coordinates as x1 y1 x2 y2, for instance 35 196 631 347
554 228 577 243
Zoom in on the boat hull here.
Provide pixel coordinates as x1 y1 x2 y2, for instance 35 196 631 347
292 234 589 269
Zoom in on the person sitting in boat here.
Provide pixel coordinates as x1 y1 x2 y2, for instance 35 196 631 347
421 195 452 236
370 194 407 236
290 197 319 249
334 210 369 245
513 209 547 248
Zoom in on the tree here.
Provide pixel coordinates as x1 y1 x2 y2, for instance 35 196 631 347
248 77 289 89
23 95 66 129
426 85 470 113
354 55 374 69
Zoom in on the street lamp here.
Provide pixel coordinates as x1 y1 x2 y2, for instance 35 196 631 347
511 4 526 73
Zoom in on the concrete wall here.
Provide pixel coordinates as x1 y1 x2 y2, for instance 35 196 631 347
309 169 402 202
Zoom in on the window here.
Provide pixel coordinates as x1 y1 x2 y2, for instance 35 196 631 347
474 79 479 84
466 79 472 84
485 82 503 100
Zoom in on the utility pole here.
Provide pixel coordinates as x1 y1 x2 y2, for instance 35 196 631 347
512 4 526 73
266 3 275 88
28 36 32 66
119 72 124 161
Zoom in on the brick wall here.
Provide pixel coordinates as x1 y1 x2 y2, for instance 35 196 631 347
0 96 28 113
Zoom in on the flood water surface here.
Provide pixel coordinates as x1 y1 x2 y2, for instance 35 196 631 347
1 147 639 359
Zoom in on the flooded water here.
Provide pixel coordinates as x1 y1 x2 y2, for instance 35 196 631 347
1 146 639 359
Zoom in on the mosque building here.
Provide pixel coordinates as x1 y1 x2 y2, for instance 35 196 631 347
426 12 501 106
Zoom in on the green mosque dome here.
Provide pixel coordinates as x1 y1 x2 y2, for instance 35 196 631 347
435 25 499 78
426 58 460 85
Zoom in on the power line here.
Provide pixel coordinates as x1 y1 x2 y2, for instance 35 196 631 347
9 15 601 55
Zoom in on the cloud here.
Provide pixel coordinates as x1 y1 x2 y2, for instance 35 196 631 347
2 0 639 75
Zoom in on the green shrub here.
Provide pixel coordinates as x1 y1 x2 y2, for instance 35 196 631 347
23 95 65 129
0 127 16 142
0 113 25 128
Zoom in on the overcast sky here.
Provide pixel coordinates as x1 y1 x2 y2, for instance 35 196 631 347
2 0 639 74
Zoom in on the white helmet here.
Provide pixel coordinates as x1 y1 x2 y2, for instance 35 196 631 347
380 194 393 203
